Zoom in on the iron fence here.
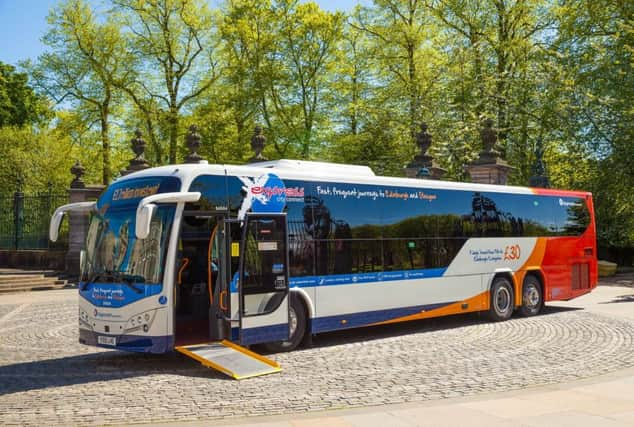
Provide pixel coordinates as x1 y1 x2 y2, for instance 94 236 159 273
0 190 69 250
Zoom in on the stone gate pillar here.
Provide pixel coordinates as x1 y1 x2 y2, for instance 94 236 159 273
404 123 445 180
465 119 514 185
65 161 105 276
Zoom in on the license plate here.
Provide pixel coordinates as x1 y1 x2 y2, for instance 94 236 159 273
98 335 116 346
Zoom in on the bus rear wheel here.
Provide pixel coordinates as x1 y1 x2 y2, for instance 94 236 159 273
488 276 514 321
520 275 543 317
262 295 306 353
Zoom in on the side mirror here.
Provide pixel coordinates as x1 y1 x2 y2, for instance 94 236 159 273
79 249 87 280
49 210 65 242
136 203 156 239
49 201 96 242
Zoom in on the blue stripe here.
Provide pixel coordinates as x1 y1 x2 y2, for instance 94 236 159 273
79 282 163 308
79 329 173 353
240 323 290 345
229 301 455 343
230 268 447 292
311 301 453 333
290 268 446 288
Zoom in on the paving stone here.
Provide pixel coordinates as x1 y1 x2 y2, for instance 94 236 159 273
0 295 633 426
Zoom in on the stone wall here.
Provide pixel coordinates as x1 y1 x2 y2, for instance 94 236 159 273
0 249 66 270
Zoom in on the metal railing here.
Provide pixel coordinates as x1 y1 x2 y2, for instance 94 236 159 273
0 189 69 250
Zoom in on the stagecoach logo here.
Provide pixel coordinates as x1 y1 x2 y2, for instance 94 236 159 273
559 198 580 207
93 308 122 319
238 173 290 219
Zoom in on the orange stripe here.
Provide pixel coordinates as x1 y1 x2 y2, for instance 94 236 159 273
513 237 547 306
371 291 489 326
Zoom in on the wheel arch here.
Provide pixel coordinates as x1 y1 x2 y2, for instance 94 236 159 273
488 270 515 307
289 287 313 319
289 287 312 342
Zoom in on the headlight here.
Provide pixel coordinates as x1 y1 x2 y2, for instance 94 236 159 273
78 308 93 330
124 309 157 334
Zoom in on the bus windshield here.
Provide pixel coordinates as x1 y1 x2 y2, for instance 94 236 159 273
82 205 175 285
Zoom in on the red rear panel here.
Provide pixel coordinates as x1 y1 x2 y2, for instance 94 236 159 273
532 189 597 301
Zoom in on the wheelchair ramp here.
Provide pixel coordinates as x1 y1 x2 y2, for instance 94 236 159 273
175 340 281 380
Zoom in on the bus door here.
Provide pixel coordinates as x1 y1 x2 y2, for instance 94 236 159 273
205 217 229 341
238 213 290 345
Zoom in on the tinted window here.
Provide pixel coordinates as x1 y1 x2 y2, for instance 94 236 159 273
381 187 475 238
350 240 383 273
554 196 590 236
189 174 227 211
477 192 555 237
284 179 315 277
306 182 382 275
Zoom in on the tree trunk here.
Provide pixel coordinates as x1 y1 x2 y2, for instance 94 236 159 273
100 109 111 185
168 106 178 164
472 35 484 120
144 116 161 165
495 2 509 148
350 73 358 135
408 40 418 143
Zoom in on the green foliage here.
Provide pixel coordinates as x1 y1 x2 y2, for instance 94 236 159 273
0 126 75 195
113 0 217 164
0 62 50 127
31 0 129 184
4 0 631 252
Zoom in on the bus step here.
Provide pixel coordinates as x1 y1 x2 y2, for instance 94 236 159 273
175 340 281 380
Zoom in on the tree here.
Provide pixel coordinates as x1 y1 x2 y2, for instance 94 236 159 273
114 0 218 164
353 0 444 144
33 0 127 184
0 61 49 127
217 0 274 159
0 125 75 195
552 0 634 251
273 0 344 158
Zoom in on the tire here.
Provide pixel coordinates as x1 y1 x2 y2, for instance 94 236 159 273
262 295 306 353
520 275 543 317
488 276 515 321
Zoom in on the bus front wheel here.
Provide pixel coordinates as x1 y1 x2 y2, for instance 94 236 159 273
488 276 514 321
262 295 306 353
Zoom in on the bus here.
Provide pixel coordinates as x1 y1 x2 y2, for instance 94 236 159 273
50 159 597 356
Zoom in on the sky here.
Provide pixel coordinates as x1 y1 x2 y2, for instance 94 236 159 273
0 0 362 67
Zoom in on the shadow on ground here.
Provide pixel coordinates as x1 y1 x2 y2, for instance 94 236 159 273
0 351 229 396
599 294 634 304
298 304 582 351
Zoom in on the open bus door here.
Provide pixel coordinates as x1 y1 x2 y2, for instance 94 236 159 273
238 213 290 345
175 214 284 379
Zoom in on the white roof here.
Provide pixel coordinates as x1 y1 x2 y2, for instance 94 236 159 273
115 159 587 196
253 159 375 177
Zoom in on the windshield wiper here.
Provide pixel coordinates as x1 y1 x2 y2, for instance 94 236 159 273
119 273 145 294
90 270 118 283
120 273 146 284
81 270 118 290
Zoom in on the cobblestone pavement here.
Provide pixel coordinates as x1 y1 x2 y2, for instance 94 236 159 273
0 288 633 426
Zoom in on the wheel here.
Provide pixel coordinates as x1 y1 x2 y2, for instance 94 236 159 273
520 275 543 317
488 276 515 321
262 295 306 352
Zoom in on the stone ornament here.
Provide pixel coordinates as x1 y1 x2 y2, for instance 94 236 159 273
184 125 204 163
249 125 268 163
70 160 86 189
